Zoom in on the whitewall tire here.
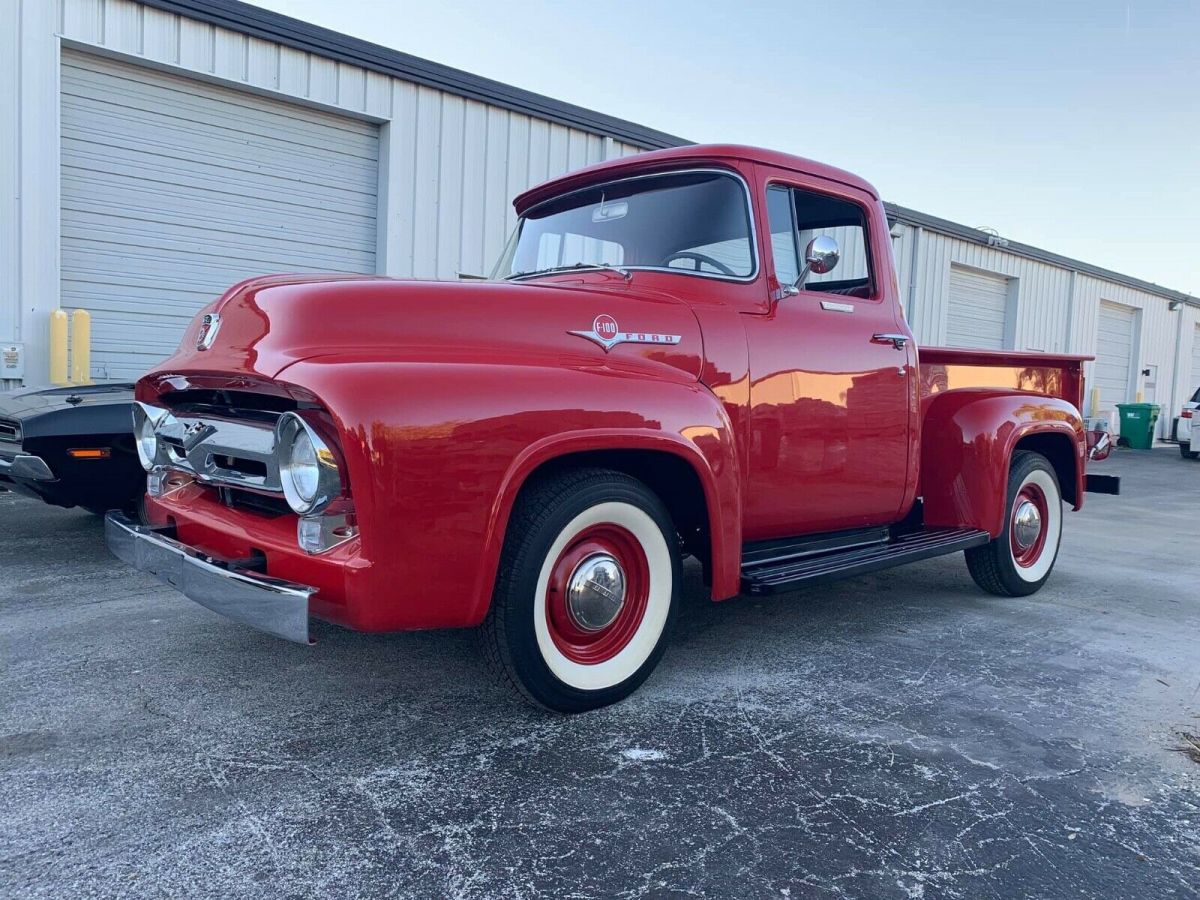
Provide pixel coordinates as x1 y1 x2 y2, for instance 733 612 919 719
480 468 679 712
966 450 1063 597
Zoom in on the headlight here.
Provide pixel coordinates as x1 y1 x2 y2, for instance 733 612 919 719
275 412 341 515
131 402 170 472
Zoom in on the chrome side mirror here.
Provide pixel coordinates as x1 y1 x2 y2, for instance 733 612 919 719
793 235 840 289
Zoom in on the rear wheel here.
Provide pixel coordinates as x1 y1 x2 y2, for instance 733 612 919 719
965 450 1063 597
480 468 679 712
1180 442 1199 460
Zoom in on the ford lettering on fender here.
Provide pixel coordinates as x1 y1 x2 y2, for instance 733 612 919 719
106 145 1120 712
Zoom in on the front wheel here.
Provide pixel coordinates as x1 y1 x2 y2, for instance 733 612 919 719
480 468 679 712
965 450 1063 597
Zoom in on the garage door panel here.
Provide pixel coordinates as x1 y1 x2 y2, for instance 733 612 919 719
62 195 377 252
60 51 379 377
62 167 378 225
1094 302 1136 411
62 216 376 271
946 266 1011 350
60 113 379 193
62 246 355 295
60 137 376 210
62 61 380 159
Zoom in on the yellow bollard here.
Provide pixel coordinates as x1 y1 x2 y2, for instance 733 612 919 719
1089 387 1101 418
49 310 69 385
70 309 91 385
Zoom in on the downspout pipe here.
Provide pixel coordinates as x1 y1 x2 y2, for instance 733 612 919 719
906 226 922 331
1169 304 1185 439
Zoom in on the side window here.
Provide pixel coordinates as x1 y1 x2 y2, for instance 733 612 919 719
766 186 800 286
767 184 873 297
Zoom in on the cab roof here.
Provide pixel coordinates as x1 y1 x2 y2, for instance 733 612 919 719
513 144 880 214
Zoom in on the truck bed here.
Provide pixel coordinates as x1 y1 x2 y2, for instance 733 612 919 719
918 346 1091 411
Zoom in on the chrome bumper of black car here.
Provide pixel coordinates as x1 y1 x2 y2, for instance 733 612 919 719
0 452 56 481
105 512 315 644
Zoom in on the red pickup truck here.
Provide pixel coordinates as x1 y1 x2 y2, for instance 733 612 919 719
107 145 1117 711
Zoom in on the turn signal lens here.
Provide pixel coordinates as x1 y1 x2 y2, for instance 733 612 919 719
67 448 111 459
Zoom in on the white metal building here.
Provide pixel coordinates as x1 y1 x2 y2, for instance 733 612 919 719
4 0 1199 433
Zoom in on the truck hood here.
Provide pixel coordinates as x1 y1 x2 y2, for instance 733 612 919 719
149 274 706 390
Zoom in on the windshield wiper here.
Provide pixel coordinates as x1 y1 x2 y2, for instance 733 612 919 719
506 262 632 282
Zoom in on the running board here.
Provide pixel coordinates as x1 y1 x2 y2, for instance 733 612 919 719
741 527 991 595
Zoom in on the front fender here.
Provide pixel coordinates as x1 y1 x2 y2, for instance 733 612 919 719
920 390 1085 538
277 357 740 630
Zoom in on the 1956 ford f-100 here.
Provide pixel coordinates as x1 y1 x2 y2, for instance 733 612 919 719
106 144 1119 711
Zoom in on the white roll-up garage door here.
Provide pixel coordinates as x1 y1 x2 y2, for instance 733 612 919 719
1094 301 1137 410
946 265 1011 349
61 52 380 379
1191 324 1200 395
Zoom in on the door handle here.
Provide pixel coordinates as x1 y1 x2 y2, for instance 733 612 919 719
872 333 909 350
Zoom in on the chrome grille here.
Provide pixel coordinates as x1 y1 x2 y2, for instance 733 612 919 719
157 414 284 496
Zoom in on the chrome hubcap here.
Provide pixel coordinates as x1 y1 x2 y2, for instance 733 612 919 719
1013 500 1043 549
566 553 626 632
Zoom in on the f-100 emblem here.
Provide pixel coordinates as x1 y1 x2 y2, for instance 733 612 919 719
569 314 682 352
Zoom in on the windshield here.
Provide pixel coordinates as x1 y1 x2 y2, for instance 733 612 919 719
493 170 755 281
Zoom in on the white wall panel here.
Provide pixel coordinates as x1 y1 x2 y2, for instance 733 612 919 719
2 0 61 389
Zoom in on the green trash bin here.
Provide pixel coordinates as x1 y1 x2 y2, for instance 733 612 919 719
1116 403 1160 450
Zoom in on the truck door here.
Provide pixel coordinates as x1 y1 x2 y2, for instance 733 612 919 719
742 181 914 540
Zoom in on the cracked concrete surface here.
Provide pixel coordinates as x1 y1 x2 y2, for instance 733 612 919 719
1 448 1197 898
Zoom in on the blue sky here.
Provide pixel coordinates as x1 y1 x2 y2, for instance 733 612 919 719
252 0 1198 295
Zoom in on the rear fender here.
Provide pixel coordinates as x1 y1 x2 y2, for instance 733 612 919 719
920 390 1085 538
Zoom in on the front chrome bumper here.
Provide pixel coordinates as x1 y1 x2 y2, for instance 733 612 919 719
105 512 315 644
0 452 56 481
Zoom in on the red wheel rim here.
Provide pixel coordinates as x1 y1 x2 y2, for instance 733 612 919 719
545 523 650 664
1010 482 1049 568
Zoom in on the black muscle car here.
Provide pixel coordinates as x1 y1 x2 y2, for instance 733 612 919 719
0 382 143 516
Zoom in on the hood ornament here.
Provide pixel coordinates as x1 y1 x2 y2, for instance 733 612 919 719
196 313 221 351
569 314 681 353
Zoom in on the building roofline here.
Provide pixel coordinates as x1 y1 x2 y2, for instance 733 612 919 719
885 202 1199 308
140 0 690 150
140 3 1194 309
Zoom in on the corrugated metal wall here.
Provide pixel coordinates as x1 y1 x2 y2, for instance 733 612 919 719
893 221 1195 434
58 0 645 285
2 0 1195 396
34 0 649 380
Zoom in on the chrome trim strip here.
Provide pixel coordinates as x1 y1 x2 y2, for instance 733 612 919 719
0 454 56 481
105 512 315 644
514 167 761 284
